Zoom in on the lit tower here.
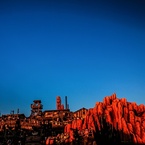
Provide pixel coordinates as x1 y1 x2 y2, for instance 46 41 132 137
56 96 61 110
31 100 43 116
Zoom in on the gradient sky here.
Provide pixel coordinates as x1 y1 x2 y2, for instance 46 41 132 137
0 0 145 116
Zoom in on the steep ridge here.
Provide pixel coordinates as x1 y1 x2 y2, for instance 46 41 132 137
64 93 145 144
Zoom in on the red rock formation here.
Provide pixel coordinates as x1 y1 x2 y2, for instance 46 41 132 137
64 93 145 144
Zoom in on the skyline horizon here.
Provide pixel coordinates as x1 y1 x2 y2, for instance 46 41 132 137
0 92 144 117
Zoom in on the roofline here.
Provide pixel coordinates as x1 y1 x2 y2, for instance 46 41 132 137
43 109 70 113
73 107 88 113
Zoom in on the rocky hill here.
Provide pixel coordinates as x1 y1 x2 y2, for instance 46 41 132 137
64 93 145 144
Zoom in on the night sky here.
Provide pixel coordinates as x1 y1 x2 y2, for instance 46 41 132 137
0 0 145 116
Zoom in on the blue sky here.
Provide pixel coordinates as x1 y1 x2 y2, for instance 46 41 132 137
0 0 145 116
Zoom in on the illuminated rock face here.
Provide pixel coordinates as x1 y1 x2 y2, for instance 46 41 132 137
64 93 145 144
